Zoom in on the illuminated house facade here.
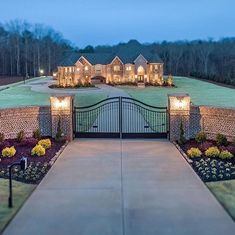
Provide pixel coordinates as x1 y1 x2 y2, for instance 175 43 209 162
56 51 164 86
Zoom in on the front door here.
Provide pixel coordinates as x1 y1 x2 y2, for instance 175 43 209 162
137 75 144 82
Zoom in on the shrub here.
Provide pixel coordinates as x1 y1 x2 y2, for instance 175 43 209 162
216 133 228 146
205 147 220 158
178 120 186 145
55 117 64 142
167 74 173 86
33 129 41 140
195 132 207 144
38 139 51 150
219 150 233 160
31 145 46 156
16 130 25 143
187 147 202 158
2 146 16 157
0 133 4 142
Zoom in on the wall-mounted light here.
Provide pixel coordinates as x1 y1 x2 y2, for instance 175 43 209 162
175 98 186 109
51 97 70 111
168 94 190 111
53 72 57 77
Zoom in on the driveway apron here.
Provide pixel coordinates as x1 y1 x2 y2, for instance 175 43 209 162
3 139 235 235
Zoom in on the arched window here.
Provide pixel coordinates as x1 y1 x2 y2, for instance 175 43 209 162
137 66 144 74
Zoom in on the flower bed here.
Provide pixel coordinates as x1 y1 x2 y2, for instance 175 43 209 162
179 134 235 182
0 137 65 184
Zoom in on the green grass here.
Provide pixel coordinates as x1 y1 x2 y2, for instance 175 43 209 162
207 180 235 220
0 85 107 108
0 179 35 233
120 76 235 107
1 76 235 108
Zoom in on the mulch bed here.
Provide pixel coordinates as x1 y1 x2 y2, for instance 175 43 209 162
179 140 235 182
0 138 65 184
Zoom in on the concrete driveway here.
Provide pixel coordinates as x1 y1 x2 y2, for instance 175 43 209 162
3 139 235 235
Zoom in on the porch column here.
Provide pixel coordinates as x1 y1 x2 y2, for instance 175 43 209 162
168 93 191 141
50 95 74 141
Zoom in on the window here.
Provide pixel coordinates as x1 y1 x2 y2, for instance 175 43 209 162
126 65 132 71
154 65 159 71
113 65 120 72
137 66 144 74
84 66 89 71
76 68 80 72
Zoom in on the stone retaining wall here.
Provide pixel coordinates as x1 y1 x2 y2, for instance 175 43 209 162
0 106 52 139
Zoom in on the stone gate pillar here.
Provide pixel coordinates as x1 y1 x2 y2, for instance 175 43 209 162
168 93 191 141
50 95 74 141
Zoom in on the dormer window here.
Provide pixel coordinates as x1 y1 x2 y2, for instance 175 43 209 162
113 65 121 71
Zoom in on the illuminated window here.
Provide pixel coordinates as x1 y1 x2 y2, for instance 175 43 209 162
154 65 159 71
113 65 120 71
69 67 72 72
137 66 144 73
76 68 80 72
126 66 132 71
84 66 89 71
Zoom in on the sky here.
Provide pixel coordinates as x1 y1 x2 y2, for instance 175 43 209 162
0 0 234 48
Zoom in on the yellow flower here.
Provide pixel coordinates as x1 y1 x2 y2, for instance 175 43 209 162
187 147 202 158
219 150 233 160
205 147 220 158
38 139 51 150
2 146 16 157
31 145 46 156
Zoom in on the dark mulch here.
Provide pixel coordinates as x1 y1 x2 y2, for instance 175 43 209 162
0 138 65 184
179 139 235 182
0 76 32 86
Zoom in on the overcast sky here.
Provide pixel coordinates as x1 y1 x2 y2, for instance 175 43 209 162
0 0 234 47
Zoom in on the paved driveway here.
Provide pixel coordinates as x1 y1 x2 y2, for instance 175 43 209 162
3 139 235 235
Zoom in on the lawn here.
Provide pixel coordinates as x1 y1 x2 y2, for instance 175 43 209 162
0 83 107 108
207 180 235 220
0 179 35 233
1 76 235 108
120 76 235 107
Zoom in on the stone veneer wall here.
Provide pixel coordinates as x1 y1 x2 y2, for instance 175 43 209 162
189 105 235 141
0 106 52 139
170 105 235 141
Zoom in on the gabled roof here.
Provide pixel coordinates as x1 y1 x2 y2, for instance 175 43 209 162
59 49 163 66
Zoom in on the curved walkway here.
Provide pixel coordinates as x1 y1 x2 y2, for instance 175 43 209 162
3 139 235 235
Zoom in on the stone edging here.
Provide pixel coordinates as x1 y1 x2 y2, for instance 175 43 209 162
49 141 69 166
173 141 193 164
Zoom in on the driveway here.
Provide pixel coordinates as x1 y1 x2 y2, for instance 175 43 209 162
3 139 235 235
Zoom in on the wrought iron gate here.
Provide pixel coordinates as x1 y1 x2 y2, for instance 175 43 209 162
73 97 168 138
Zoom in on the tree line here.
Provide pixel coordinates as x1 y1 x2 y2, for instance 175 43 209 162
85 39 235 86
0 20 73 77
0 19 234 86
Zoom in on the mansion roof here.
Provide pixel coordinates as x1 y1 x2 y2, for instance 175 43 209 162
60 49 163 66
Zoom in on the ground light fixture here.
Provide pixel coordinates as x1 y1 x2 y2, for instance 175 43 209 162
8 157 28 208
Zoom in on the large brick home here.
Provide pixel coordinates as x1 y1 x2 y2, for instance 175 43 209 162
56 50 163 86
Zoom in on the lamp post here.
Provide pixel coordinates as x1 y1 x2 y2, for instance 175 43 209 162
39 69 44 77
8 157 28 208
